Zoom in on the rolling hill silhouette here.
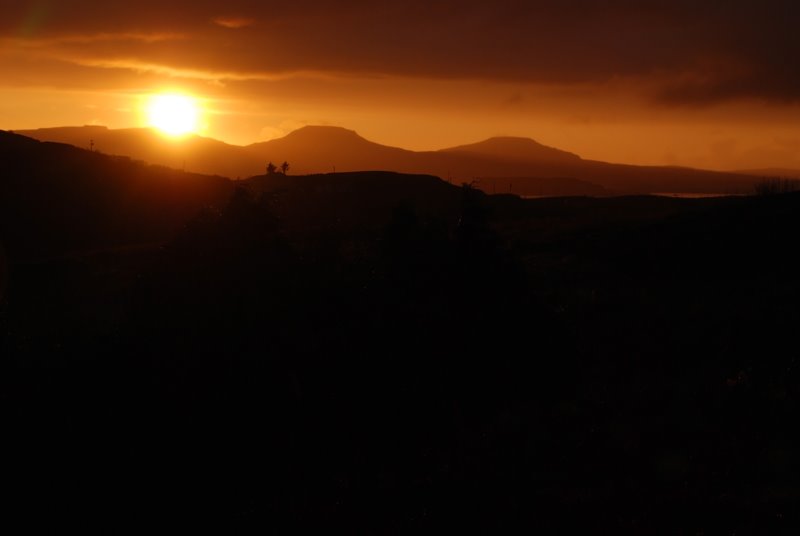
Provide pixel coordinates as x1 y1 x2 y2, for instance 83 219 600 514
0 130 232 260
15 125 263 179
17 125 763 196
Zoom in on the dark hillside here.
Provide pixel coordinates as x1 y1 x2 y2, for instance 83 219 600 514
16 125 262 179
0 130 232 260
2 134 800 531
245 171 462 235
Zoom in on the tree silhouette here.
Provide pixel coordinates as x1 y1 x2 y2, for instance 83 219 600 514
280 161 290 175
267 162 277 175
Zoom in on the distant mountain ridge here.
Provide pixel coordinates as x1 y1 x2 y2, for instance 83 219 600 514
246 126 416 175
441 136 581 163
16 125 763 196
735 168 800 180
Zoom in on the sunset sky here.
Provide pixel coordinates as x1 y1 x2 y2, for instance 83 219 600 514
2 0 799 170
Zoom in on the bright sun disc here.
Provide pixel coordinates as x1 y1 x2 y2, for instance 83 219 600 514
146 94 199 136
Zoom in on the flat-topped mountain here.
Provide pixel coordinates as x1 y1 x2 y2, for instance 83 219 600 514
252 125 388 151
440 136 581 163
247 126 415 174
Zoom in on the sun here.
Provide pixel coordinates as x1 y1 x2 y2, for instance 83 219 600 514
146 93 200 136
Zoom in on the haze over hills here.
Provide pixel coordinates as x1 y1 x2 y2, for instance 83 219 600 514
16 125 764 196
14 126 262 179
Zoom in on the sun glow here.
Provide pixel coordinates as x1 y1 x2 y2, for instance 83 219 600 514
146 93 200 136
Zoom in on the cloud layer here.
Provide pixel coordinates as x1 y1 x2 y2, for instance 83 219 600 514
2 0 798 103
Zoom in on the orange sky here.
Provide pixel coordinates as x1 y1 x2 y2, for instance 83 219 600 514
2 0 799 170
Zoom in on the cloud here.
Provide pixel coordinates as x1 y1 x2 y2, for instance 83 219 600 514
1 0 799 105
656 70 800 106
1 32 185 51
258 126 284 141
212 16 255 29
68 58 274 84
501 93 524 108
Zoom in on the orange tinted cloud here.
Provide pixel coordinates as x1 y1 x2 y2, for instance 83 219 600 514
212 16 255 29
1 0 796 102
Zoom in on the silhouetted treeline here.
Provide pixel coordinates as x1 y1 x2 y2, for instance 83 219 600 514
755 177 800 196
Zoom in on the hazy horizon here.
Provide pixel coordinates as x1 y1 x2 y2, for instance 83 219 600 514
11 123 800 176
2 1 799 171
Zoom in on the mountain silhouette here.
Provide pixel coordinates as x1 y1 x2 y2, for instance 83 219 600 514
247 126 415 174
441 136 581 163
735 168 800 180
17 125 763 196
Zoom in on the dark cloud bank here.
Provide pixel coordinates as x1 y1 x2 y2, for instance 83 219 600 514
3 0 799 104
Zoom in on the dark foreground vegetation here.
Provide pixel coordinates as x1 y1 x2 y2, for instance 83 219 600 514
2 131 800 532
